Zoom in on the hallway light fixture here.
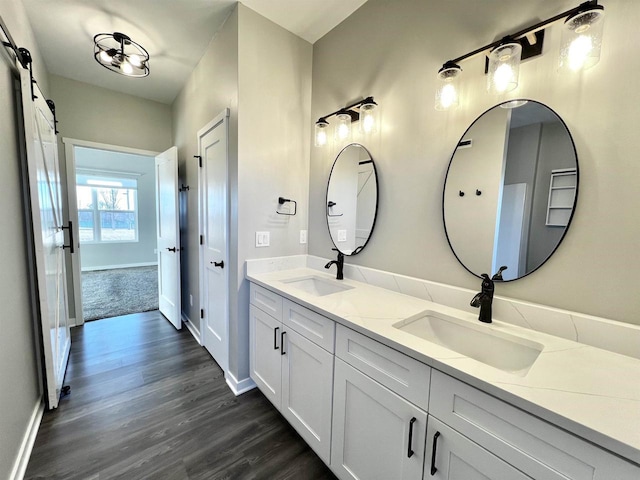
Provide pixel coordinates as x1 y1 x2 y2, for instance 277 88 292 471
314 96 378 147
434 0 605 110
94 32 149 77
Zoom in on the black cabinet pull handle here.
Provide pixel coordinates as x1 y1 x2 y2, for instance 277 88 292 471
407 417 417 458
61 220 75 254
430 431 441 475
167 247 177 252
274 327 279 350
211 260 224 268
280 331 286 355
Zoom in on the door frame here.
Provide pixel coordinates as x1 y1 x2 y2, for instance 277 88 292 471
62 138 159 326
198 108 230 371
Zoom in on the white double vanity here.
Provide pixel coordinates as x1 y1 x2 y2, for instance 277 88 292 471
247 257 640 480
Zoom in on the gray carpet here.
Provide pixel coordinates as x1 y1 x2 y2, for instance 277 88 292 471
82 266 159 321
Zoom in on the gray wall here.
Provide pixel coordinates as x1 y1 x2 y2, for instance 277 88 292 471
74 147 157 270
235 5 312 380
49 75 172 152
309 0 640 326
171 4 312 381
0 0 47 476
172 6 239 340
527 121 576 271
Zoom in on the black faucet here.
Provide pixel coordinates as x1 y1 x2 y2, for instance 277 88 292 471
325 248 344 280
470 274 494 323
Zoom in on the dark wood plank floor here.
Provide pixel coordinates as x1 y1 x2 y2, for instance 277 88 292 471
25 311 337 480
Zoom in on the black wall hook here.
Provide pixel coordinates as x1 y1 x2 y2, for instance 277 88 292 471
276 197 297 215
459 191 465 197
476 189 482 196
179 184 190 192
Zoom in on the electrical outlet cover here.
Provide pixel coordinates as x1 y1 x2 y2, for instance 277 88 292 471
300 230 307 244
338 229 347 242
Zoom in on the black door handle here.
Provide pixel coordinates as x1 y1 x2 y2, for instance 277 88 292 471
166 247 177 252
280 331 286 355
61 220 75 254
211 260 224 268
407 417 417 458
274 327 280 350
430 431 441 475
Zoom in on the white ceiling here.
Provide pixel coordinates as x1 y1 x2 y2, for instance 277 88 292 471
22 0 368 105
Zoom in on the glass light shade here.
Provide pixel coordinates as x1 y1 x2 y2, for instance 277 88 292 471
487 42 522 94
359 101 379 134
435 64 462 110
129 54 142 67
315 119 329 147
120 60 133 75
334 112 352 142
99 50 113 63
559 8 605 72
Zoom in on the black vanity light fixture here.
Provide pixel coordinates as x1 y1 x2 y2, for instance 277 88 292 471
435 0 605 110
314 96 379 147
94 32 150 77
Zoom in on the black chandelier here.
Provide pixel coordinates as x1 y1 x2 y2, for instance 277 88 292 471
94 32 149 77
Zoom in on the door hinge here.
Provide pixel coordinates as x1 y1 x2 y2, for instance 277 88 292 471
194 155 202 167
200 309 204 319
199 235 204 245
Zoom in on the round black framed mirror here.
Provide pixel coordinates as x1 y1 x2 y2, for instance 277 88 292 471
443 100 578 281
326 143 379 255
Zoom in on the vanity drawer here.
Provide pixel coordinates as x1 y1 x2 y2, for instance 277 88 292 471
335 324 430 411
430 370 639 480
283 299 335 353
250 283 282 319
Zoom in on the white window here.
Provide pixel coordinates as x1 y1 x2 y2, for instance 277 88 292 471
76 172 139 243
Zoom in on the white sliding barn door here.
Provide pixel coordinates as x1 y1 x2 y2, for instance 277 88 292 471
199 109 229 374
20 69 71 409
155 146 182 329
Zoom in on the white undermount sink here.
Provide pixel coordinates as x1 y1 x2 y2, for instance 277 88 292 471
281 275 354 297
393 311 544 376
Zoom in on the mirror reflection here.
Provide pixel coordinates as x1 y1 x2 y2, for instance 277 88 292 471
443 100 578 281
326 143 378 255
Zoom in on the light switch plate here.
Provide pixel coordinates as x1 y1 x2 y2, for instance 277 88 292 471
256 231 270 247
299 230 307 244
338 229 347 242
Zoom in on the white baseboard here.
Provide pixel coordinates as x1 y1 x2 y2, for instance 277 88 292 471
225 371 256 396
182 312 201 345
9 400 43 480
81 262 158 272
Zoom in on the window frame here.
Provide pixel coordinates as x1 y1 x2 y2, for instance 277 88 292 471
76 172 140 244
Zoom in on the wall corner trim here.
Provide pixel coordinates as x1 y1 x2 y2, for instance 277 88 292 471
182 312 201 345
9 399 44 480
225 371 256 396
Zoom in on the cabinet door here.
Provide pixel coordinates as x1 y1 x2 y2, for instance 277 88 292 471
331 358 427 480
282 328 334 464
249 305 282 409
425 417 530 480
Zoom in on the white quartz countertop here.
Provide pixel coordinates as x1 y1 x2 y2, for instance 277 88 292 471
247 267 640 465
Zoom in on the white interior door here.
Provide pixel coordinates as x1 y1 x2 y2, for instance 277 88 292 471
494 183 527 280
155 146 181 329
199 109 229 373
20 70 71 409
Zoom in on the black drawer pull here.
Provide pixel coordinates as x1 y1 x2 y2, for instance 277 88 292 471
273 327 279 350
280 331 286 355
407 417 417 458
430 431 441 475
